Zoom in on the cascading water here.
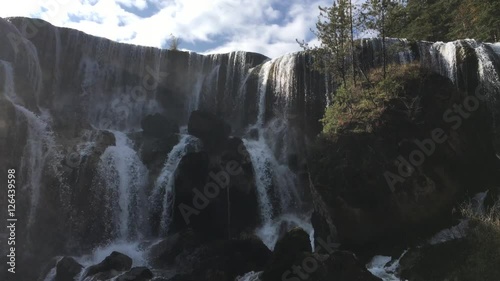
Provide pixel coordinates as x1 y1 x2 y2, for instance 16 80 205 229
242 55 314 250
151 134 203 235
429 41 458 83
1 60 59 232
97 131 148 240
186 52 206 115
473 42 500 100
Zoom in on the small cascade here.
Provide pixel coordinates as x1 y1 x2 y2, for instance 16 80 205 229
186 52 206 115
429 41 458 83
473 43 500 101
224 51 253 122
256 61 273 127
242 139 275 225
269 53 297 115
487 43 500 56
151 134 203 235
367 252 407 281
97 131 148 240
1 60 59 231
397 39 415 64
360 38 416 68
5 18 44 99
77 241 149 270
256 213 315 251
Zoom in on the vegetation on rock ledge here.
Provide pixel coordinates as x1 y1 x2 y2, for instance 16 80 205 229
322 63 422 136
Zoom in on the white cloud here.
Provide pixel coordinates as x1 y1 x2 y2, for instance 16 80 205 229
0 0 336 58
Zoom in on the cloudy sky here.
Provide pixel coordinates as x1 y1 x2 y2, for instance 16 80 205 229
0 0 341 58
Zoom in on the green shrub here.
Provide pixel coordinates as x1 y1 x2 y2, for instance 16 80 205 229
322 63 421 136
459 199 500 280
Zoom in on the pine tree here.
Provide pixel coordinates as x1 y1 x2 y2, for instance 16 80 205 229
299 0 356 86
359 0 392 78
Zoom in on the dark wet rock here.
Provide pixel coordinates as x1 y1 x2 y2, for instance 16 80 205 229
85 251 132 278
149 229 201 268
141 113 179 139
188 110 231 150
399 240 469 281
261 228 312 281
139 134 179 174
318 251 382 281
116 267 154 281
262 228 380 281
174 236 272 281
171 139 259 239
55 257 83 281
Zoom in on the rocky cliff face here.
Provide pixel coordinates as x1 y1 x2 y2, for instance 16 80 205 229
1 16 500 281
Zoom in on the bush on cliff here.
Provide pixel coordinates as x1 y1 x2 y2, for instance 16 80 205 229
308 61 499 252
322 62 421 136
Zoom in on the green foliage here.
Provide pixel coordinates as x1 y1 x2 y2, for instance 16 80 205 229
385 0 500 42
459 198 500 280
321 63 419 136
299 0 356 85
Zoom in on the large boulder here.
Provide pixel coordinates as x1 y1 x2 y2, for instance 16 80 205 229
262 228 380 281
84 251 133 279
55 257 83 281
174 236 272 281
261 228 312 281
398 240 468 281
187 110 231 150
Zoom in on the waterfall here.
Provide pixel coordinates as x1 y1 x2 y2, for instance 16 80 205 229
242 54 313 250
429 41 458 83
97 131 148 240
242 139 274 225
271 53 297 112
474 43 500 101
151 134 203 235
1 60 59 231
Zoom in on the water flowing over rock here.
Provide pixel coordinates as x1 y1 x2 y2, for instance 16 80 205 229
1 16 500 281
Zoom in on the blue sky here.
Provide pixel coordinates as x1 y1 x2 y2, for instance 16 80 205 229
0 0 339 58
